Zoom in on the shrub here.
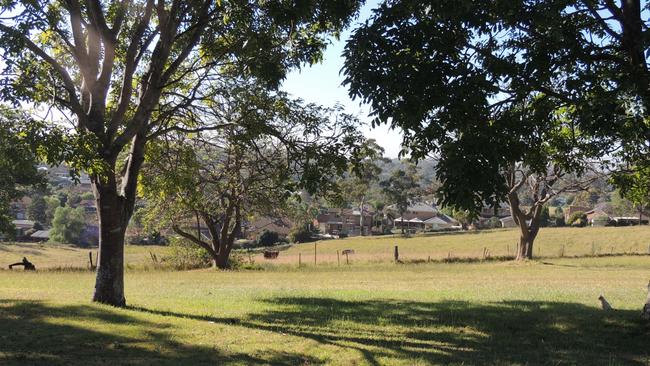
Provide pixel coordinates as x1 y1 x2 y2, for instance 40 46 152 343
165 237 211 270
288 224 313 243
567 211 587 227
49 206 86 245
257 230 279 247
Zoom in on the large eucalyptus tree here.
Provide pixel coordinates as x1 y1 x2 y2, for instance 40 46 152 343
0 0 363 306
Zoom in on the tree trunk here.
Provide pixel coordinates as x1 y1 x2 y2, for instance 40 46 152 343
92 178 128 307
516 233 535 260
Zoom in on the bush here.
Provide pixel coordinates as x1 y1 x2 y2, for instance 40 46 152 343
553 216 566 227
257 230 279 247
165 237 212 270
567 211 588 227
288 224 313 243
49 206 86 245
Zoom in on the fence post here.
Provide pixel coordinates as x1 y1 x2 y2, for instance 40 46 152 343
394 245 399 262
314 242 317 266
337 250 340 266
346 252 349 265
299 253 301 267
88 251 94 269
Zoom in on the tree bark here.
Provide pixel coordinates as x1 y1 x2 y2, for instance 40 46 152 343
92 174 128 307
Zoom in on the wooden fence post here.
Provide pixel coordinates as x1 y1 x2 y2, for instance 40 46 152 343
337 250 340 266
314 242 317 266
394 245 399 262
88 251 94 269
299 253 301 267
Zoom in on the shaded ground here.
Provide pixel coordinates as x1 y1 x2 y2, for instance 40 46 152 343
1 297 648 365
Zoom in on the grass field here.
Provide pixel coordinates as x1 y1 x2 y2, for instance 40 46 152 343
1 227 649 365
255 226 650 266
2 226 649 270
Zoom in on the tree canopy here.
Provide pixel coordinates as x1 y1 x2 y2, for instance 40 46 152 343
343 0 648 213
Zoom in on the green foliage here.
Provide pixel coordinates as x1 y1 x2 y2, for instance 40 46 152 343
611 166 650 217
288 224 313 244
49 206 86 245
553 207 566 227
380 164 420 218
80 192 94 201
342 0 645 213
44 195 62 225
27 195 47 224
165 237 212 270
567 211 588 227
0 107 46 234
257 230 280 247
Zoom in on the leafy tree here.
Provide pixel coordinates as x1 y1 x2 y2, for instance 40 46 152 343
44 195 62 226
141 88 362 268
0 0 362 305
612 166 650 224
27 195 48 225
0 107 59 235
380 164 420 235
49 206 86 245
339 139 388 235
344 0 650 173
342 1 615 259
567 211 588 227
256 230 280 247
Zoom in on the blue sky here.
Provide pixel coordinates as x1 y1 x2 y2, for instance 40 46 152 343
281 0 403 158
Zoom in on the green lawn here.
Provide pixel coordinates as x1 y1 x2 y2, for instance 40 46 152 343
1 254 649 365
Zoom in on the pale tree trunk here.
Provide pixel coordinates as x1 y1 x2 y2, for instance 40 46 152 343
508 191 542 261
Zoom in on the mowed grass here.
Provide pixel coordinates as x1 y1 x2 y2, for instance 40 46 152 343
1 255 649 365
256 226 650 265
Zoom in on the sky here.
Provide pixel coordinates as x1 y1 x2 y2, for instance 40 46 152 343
280 0 404 158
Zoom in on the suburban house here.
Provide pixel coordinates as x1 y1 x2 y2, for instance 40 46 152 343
388 202 458 232
12 219 35 239
243 217 293 239
315 208 374 236
564 205 592 221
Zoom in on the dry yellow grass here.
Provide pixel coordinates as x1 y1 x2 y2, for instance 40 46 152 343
252 226 650 266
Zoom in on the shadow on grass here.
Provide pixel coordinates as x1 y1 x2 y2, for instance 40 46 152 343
132 298 649 366
0 300 322 366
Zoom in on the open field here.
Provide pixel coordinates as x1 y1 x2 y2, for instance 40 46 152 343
254 226 650 266
0 242 169 270
1 254 650 365
2 226 650 270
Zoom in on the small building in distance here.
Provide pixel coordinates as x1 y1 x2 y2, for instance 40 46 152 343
315 208 374 237
244 217 293 240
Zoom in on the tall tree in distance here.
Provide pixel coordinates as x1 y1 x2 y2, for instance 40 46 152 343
340 139 388 235
380 163 420 235
0 0 363 306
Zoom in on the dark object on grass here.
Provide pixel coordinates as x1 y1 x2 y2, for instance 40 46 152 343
598 295 613 311
342 249 355 255
8 257 36 271
263 251 279 259
642 281 650 321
